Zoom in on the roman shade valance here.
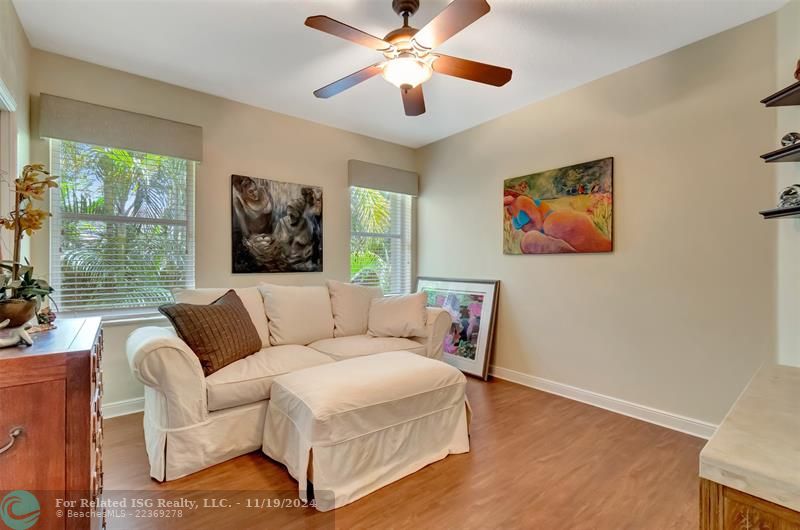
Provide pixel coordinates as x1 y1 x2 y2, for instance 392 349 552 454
348 159 419 196
38 93 203 162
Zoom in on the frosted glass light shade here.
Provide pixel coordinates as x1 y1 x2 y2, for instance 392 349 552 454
382 56 433 89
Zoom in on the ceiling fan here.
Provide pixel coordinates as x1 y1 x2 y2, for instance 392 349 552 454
305 0 512 116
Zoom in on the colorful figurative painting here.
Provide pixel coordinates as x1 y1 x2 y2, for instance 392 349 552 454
417 278 499 380
231 174 323 273
503 157 613 254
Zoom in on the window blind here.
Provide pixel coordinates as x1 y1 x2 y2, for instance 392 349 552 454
350 187 413 295
49 139 195 314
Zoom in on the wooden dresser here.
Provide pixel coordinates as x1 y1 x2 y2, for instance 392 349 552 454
0 317 104 530
699 363 800 530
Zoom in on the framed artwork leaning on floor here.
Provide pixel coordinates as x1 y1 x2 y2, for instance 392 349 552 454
416 277 499 380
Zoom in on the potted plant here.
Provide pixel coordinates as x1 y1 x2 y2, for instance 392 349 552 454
0 164 58 327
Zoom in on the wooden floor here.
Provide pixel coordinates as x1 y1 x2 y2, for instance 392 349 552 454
104 378 705 529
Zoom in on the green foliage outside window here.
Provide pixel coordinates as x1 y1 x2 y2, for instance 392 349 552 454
53 141 193 312
349 187 393 292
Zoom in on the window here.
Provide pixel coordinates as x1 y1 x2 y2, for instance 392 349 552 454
0 82 17 249
350 187 413 295
50 139 194 314
0 109 14 234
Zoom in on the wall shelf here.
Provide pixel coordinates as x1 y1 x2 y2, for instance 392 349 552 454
760 79 800 220
761 142 800 163
759 205 800 219
761 81 800 107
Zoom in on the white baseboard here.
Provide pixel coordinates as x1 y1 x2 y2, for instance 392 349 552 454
100 370 717 438
489 365 717 439
103 397 144 418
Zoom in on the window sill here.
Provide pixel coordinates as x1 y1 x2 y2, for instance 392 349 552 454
102 313 168 328
57 309 168 328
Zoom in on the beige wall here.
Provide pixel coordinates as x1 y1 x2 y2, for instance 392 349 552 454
0 0 30 198
416 15 777 424
776 0 800 367
27 50 416 405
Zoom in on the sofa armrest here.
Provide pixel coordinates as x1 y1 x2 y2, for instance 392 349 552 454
419 307 451 360
126 326 208 427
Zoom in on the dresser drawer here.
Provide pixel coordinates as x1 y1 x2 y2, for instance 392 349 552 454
0 380 67 529
0 380 66 491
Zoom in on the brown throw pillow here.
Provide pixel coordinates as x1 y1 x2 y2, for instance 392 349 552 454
159 290 262 376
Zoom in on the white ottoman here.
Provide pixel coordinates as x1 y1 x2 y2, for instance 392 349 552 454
262 350 470 511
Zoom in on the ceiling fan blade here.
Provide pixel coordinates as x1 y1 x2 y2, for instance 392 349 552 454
413 0 491 49
305 15 392 51
314 64 383 99
401 85 426 116
433 54 512 86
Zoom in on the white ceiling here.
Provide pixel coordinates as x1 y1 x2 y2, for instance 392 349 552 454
13 0 786 148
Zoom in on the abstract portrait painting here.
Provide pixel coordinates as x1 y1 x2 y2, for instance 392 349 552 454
417 277 499 380
231 174 322 273
503 157 613 254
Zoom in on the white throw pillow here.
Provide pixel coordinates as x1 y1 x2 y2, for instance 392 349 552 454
172 287 270 348
259 284 334 346
326 280 383 337
368 292 428 338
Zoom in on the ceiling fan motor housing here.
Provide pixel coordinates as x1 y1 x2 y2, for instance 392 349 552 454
384 26 419 49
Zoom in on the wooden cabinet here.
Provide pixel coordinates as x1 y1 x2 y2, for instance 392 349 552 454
0 318 104 529
701 479 800 530
699 364 800 530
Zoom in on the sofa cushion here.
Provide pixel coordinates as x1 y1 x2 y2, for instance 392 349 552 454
173 287 270 348
205 344 334 411
368 292 428 338
259 284 334 346
308 335 426 361
326 280 382 337
159 290 263 376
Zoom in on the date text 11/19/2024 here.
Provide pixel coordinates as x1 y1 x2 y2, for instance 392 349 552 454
54 496 320 511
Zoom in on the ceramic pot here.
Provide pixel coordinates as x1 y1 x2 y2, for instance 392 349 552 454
0 299 37 328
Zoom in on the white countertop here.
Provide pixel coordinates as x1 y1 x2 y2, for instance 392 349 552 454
700 363 800 511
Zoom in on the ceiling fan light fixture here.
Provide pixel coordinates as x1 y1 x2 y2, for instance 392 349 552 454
381 54 433 89
306 0 511 116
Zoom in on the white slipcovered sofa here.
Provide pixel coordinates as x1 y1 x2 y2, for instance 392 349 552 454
126 284 451 481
